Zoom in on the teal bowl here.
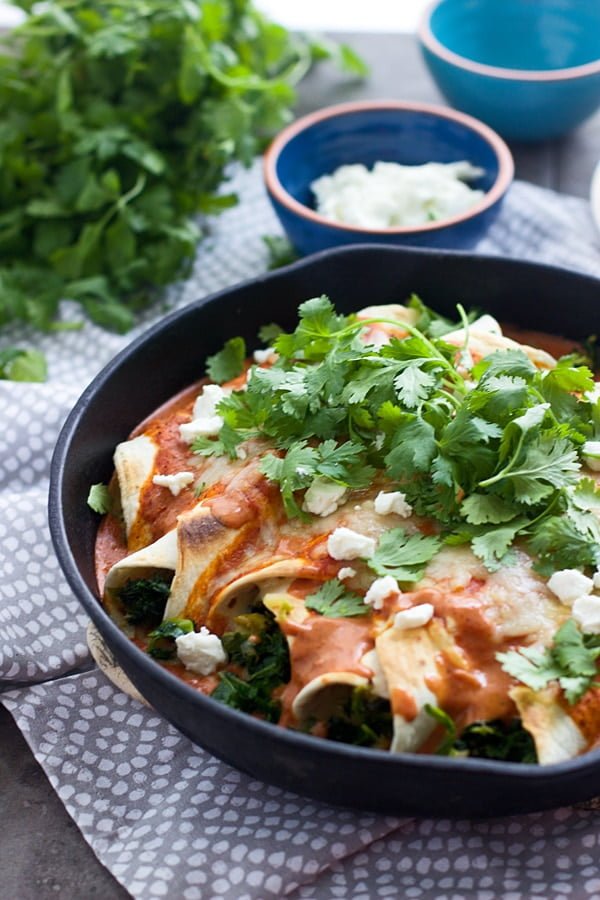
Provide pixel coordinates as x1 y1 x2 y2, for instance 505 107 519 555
263 100 513 255
419 0 600 142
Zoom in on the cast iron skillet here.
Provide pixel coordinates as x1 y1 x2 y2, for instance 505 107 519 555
49 244 600 817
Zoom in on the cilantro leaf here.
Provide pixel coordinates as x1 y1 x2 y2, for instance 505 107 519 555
87 482 111 514
0 4 363 333
471 519 527 571
368 527 441 582
393 365 436 408
274 296 350 360
258 322 283 344
262 235 298 270
498 619 600 704
460 493 518 525
305 579 368 618
385 417 437 478
260 443 318 517
0 348 47 382
528 512 600 574
206 337 246 384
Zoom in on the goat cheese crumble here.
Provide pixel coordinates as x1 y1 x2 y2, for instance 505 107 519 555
175 627 227 675
152 471 194 496
327 527 376 561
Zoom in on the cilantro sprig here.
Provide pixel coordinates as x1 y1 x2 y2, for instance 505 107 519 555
197 294 600 575
498 619 600 704
0 3 364 333
305 579 368 618
368 528 441 583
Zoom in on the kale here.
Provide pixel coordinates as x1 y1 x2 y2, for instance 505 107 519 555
147 618 193 660
118 577 172 628
327 687 393 749
426 705 537 763
211 609 290 722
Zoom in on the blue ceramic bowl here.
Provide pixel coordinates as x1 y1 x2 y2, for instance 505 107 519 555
263 100 513 256
419 0 600 142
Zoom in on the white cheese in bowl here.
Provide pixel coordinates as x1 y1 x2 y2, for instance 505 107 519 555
311 161 485 229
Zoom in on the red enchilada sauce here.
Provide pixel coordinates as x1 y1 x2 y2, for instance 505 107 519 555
94 323 589 751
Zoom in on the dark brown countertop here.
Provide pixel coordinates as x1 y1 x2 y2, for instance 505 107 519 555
2 29 598 900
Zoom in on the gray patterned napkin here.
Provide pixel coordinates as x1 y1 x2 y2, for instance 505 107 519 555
2 161 600 900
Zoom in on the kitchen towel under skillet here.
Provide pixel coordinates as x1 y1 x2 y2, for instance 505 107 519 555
2 162 600 900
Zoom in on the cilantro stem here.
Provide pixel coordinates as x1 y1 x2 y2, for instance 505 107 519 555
479 431 526 488
340 317 466 390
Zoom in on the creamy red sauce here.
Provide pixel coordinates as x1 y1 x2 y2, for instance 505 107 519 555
278 614 373 727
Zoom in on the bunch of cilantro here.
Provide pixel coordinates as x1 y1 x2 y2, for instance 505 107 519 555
0 1 365 332
200 294 600 576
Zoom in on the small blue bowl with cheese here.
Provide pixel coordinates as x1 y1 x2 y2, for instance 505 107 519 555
263 100 514 255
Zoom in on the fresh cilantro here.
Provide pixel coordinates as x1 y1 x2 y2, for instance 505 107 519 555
206 337 246 384
0 347 47 382
259 440 373 518
498 619 600 704
262 235 298 270
460 493 518 525
147 618 193 660
0 2 363 333
117 577 172 628
368 528 441 582
528 513 600 575
198 294 599 575
87 482 111 514
470 520 526 571
305 579 368 618
258 322 283 344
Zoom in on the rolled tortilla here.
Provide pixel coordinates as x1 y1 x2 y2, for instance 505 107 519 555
113 434 159 550
375 619 455 753
511 685 587 764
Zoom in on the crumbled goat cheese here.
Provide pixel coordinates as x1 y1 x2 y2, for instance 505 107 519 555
547 569 593 606
374 490 413 518
364 576 400 610
594 571 600 591
303 479 348 517
152 471 194 496
175 627 227 675
179 416 223 441
311 160 484 230
582 441 600 471
393 603 435 631
337 567 357 581
327 527 377 560
572 595 600 634
179 384 227 443
253 347 276 364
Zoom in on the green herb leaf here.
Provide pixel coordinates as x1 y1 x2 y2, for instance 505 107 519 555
87 482 111 514
206 337 246 384
368 527 441 582
305 579 368 618
0 348 47 382
498 619 600 704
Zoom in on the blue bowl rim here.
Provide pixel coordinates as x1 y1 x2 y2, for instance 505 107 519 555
263 99 514 236
419 0 600 82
